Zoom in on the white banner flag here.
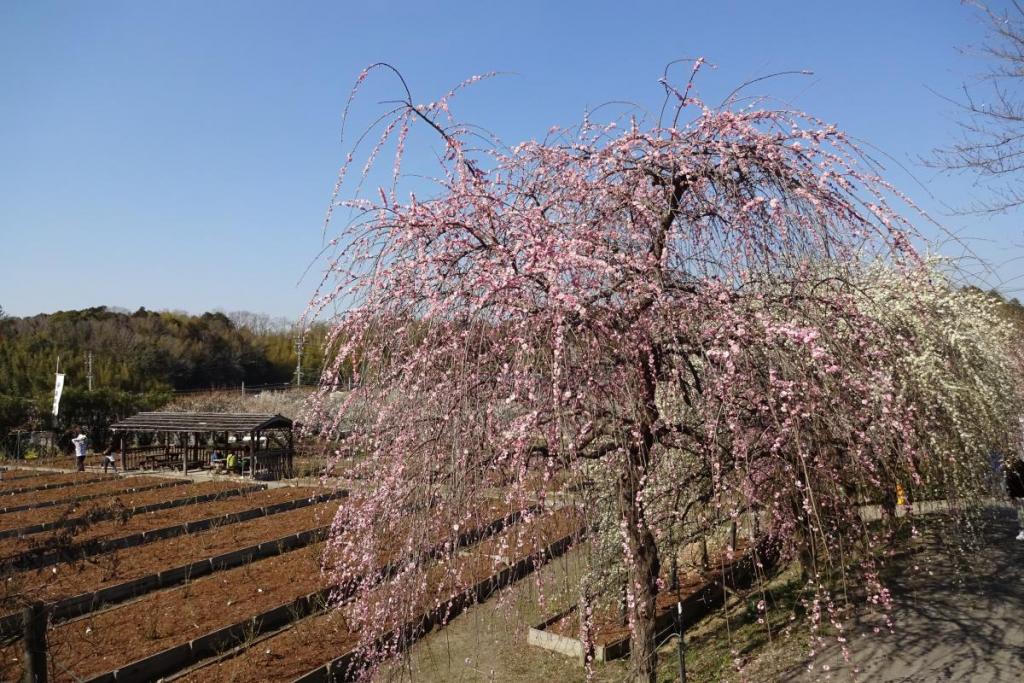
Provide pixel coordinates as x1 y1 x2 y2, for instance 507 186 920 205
52 373 65 417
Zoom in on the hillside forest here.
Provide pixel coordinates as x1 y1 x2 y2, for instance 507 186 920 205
0 306 329 452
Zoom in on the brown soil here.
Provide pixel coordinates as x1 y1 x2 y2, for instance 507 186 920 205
0 481 248 532
0 543 328 681
483 466 574 493
0 486 323 561
1 472 110 489
0 476 175 513
0 503 529 682
1 469 59 481
545 542 754 645
1 497 340 611
181 511 579 683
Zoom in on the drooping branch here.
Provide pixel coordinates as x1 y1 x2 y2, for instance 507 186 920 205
929 1 1024 212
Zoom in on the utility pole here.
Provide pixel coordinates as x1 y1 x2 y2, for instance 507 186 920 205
671 558 687 683
676 601 686 683
86 352 93 392
294 334 304 387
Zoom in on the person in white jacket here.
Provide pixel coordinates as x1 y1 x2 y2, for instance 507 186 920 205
71 431 89 472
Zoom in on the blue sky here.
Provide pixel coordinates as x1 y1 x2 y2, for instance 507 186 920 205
2 0 1022 319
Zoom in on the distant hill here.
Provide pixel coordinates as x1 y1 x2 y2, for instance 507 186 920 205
0 306 328 447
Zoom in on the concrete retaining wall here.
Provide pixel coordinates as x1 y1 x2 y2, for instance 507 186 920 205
526 611 586 658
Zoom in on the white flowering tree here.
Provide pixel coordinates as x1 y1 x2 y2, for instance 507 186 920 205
857 263 1024 504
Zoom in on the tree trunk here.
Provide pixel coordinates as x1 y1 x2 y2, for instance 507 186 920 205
791 503 817 585
880 488 897 525
790 474 817 584
620 448 661 683
796 531 816 585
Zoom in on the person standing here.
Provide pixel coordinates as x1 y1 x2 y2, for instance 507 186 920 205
72 431 89 472
1005 453 1024 541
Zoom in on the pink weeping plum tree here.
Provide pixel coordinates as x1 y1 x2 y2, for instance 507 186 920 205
307 63 935 681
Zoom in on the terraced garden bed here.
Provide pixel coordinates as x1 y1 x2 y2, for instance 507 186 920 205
0 486 322 563
0 503 524 681
1 467 80 480
0 476 177 514
178 510 579 682
0 498 341 616
0 481 251 535
1 471 109 490
1 469 58 481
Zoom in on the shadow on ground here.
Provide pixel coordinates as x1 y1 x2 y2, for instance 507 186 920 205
803 508 1024 682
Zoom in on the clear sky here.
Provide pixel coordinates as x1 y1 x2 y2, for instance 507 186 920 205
2 0 1022 320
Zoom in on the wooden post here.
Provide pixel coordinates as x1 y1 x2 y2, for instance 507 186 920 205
119 433 126 472
254 431 261 479
287 429 294 479
21 601 47 683
669 555 686 682
675 600 687 683
248 432 255 478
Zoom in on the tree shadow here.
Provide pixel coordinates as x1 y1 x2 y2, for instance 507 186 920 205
802 509 1024 682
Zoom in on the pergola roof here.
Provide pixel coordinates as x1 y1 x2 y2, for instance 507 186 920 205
111 412 293 433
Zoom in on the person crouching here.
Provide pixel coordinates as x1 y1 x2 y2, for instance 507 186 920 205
100 443 118 474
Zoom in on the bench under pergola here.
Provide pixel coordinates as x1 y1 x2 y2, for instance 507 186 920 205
110 412 294 479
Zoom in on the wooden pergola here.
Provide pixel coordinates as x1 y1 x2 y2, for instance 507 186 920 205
110 412 294 479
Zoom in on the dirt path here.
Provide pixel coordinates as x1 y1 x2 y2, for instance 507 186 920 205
803 508 1024 682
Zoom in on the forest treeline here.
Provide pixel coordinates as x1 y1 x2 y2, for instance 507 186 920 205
0 306 328 447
